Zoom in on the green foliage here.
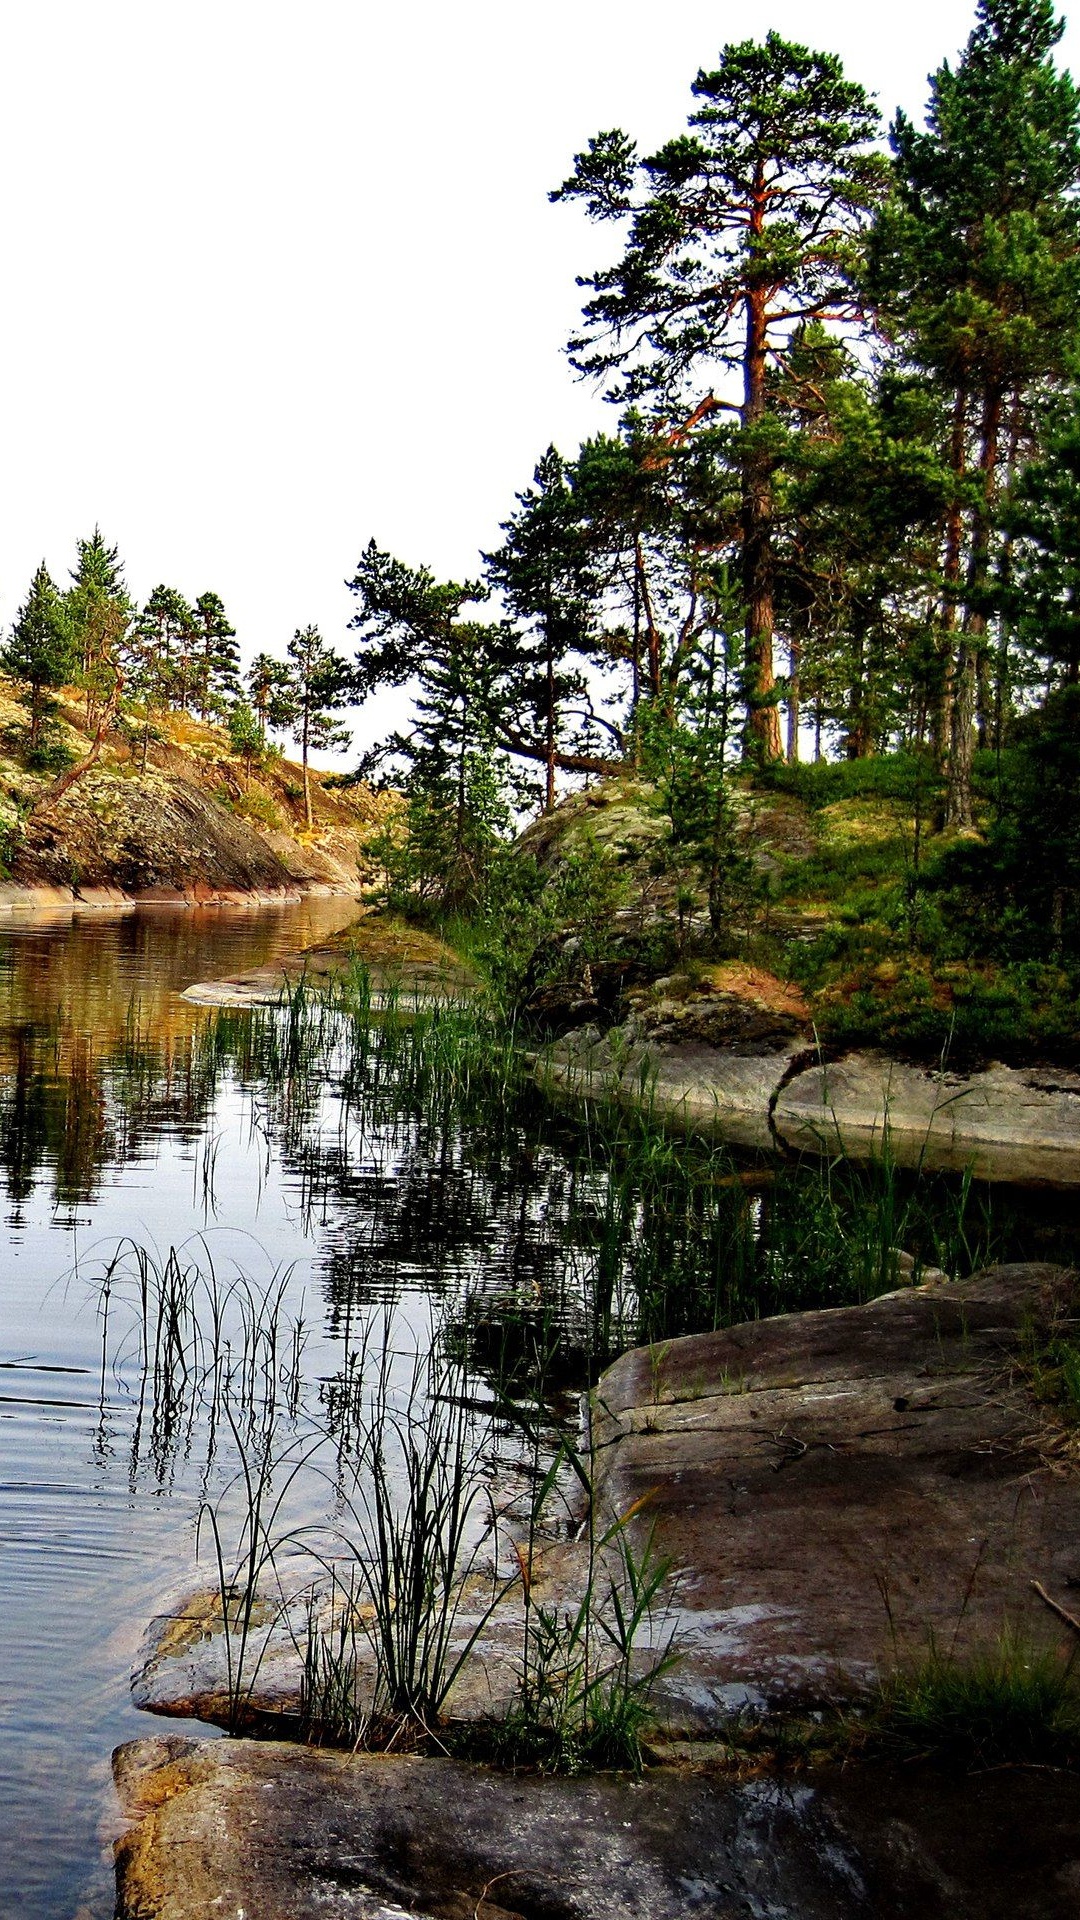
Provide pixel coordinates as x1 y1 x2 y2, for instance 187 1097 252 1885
23 726 76 774
484 445 599 809
283 625 353 828
371 751 516 922
813 957 1080 1065
639 702 758 951
1023 1320 1080 1417
930 688 1080 968
67 527 131 723
227 700 265 777
329 1335 511 1733
1 562 77 755
192 590 239 717
487 1493 677 1774
879 1632 1080 1768
758 750 943 810
464 835 630 1010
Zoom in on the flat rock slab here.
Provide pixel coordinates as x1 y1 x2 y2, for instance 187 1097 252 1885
182 917 477 1009
774 1051 1080 1186
135 1267 1080 1741
592 1264 1080 1724
112 1734 1080 1920
544 1029 1080 1185
540 1031 798 1152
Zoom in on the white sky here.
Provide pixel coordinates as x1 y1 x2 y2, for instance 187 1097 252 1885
0 1 1076 760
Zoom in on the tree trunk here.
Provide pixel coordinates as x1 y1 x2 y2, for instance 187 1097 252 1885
635 539 662 701
946 383 1003 831
544 618 556 813
740 187 781 763
935 385 968 781
302 708 312 830
33 667 121 815
785 636 800 764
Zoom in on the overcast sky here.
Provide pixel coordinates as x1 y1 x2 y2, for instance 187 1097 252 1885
0 1 1076 759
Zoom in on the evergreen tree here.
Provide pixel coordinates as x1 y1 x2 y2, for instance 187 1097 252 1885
347 543 519 902
569 412 741 757
191 592 240 718
283 625 353 829
66 528 131 731
875 0 1080 822
999 391 1080 690
484 447 597 811
247 651 294 744
227 700 264 782
126 586 192 759
776 344 953 758
554 33 886 759
1 563 76 756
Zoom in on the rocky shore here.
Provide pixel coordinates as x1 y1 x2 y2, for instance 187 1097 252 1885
114 1261 1080 1918
539 967 1080 1186
0 696 388 909
111 1731 1080 1920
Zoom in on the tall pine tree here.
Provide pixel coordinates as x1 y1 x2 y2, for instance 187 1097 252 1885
875 0 1080 822
554 34 886 760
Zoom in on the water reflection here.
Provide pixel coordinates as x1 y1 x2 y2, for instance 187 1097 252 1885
0 902 358 1220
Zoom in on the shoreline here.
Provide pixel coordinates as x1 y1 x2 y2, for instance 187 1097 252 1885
0 878 367 914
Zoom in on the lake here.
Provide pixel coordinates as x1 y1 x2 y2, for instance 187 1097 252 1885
0 899 377 1918
0 900 1073 1918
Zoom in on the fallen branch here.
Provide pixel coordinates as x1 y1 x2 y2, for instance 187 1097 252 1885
1031 1578 1080 1639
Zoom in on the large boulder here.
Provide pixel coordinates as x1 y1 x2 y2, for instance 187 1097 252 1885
591 1264 1080 1725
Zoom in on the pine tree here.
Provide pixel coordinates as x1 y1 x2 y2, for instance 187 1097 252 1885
554 33 886 759
191 592 239 719
66 528 131 731
283 625 353 829
484 447 597 811
227 700 264 783
347 544 518 902
1 563 75 756
875 0 1080 822
999 391 1080 690
126 586 193 759
247 652 294 744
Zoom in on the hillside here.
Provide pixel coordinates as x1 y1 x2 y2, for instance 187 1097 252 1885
0 686 391 906
512 762 1080 1068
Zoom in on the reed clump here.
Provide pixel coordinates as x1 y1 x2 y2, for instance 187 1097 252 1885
876 1631 1080 1768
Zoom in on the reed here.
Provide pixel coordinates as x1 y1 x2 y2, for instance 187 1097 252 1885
328 1327 513 1736
91 1239 306 1474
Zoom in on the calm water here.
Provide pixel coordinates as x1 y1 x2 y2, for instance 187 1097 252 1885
0 899 616 1918
0 899 386 1919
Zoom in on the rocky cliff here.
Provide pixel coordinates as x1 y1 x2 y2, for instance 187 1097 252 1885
0 691 391 907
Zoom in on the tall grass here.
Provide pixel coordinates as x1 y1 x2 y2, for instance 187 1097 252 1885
878 1631 1080 1767
181 968 1013 1406
91 1238 306 1476
328 1331 512 1736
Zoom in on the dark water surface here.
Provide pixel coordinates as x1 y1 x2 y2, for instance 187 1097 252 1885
0 900 376 1919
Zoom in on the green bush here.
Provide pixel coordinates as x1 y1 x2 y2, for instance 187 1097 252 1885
757 750 942 811
930 690 1080 970
879 1633 1080 1768
814 958 1080 1065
